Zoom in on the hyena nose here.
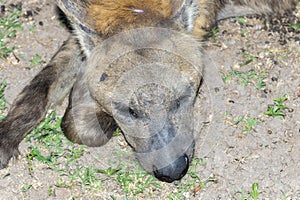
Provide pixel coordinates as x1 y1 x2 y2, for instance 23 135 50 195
153 154 189 183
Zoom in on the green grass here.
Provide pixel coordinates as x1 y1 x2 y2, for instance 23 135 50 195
264 95 289 118
0 6 23 58
168 158 208 199
240 53 257 67
56 166 103 191
235 17 249 37
289 21 300 31
222 68 266 89
21 184 32 193
23 110 207 199
234 183 300 200
26 111 84 166
25 110 85 175
98 164 162 198
0 80 7 121
22 111 152 197
221 52 266 89
225 112 260 133
234 116 260 133
209 27 219 41
30 54 46 67
235 17 247 27
234 183 260 200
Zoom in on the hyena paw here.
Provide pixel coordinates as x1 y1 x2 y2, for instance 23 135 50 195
0 146 20 169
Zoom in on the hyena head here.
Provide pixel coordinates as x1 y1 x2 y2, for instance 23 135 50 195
58 0 202 182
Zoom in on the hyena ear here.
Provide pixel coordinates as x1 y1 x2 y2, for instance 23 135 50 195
56 0 100 56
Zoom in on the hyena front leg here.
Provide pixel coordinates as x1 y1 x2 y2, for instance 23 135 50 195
0 36 83 168
61 73 118 147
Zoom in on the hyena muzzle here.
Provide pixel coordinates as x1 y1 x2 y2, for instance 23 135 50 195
0 0 298 183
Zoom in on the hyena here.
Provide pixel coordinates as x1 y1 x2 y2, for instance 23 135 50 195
0 0 297 183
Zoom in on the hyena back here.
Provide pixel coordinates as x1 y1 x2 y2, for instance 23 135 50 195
0 0 297 183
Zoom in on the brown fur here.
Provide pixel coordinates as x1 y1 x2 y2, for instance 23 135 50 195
87 0 174 35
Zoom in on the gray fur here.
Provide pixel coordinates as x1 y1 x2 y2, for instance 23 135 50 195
0 0 297 182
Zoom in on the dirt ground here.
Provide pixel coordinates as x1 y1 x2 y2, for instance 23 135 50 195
0 0 299 199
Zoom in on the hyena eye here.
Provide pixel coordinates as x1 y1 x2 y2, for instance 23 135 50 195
129 108 138 118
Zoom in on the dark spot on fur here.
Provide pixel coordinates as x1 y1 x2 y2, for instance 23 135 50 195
99 73 108 82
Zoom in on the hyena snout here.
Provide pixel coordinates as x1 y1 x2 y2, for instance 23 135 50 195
150 133 195 182
153 154 189 183
131 131 195 183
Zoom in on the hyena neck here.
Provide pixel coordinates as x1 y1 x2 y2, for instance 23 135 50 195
73 23 101 58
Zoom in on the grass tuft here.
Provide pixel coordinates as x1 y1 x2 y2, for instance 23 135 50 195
264 95 289 118
222 68 266 89
234 182 260 200
0 7 22 58
0 80 7 121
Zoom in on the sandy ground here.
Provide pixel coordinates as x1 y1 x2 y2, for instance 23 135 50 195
0 0 299 199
